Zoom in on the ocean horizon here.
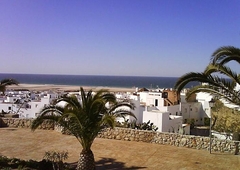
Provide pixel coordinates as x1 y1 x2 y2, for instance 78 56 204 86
0 73 198 89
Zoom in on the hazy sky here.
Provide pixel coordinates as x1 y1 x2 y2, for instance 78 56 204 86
0 0 239 77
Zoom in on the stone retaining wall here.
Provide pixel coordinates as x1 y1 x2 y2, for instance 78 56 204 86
98 128 240 154
0 118 54 130
1 118 239 154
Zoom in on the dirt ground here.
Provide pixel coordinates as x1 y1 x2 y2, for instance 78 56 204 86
0 128 239 170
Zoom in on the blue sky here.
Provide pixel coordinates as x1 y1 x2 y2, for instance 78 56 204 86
0 0 239 77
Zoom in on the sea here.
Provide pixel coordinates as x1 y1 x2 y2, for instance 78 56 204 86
0 73 198 89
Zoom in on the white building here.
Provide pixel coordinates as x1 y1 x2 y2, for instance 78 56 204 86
143 107 190 134
0 90 59 118
137 89 190 134
19 92 58 118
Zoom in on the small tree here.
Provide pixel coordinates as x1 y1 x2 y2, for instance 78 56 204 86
43 150 68 170
31 87 136 170
0 78 19 94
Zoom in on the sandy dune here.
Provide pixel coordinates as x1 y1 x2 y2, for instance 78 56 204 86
7 84 136 92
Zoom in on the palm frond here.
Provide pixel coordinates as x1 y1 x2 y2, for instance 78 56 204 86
39 105 65 116
186 83 240 106
31 115 61 131
211 46 240 65
101 114 116 128
204 64 240 84
32 87 136 151
174 72 219 93
0 79 19 86
57 95 81 110
111 109 137 119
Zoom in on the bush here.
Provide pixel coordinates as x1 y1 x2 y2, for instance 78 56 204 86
0 154 73 170
116 120 158 131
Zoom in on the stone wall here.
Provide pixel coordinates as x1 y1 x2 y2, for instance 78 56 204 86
0 118 239 154
0 118 54 130
98 127 240 154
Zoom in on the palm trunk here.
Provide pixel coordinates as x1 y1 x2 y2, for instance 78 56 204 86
76 149 95 170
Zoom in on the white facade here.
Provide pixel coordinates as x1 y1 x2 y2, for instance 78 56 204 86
157 104 180 115
180 102 206 125
139 91 164 107
115 99 145 124
0 90 59 118
196 92 213 118
1 89 193 135
143 108 185 133
19 93 58 118
0 103 18 113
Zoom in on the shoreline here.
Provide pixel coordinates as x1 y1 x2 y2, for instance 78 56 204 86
7 83 137 92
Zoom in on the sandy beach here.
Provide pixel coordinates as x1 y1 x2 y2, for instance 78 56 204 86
7 84 136 92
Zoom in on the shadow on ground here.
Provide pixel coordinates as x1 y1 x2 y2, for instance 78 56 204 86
96 157 146 170
68 158 146 170
0 128 17 131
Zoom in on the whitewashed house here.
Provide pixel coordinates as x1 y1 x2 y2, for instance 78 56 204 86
114 98 145 124
19 92 58 118
0 90 59 118
136 88 191 134
142 107 190 134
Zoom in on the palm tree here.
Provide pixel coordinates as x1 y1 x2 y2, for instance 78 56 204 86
0 78 19 94
31 87 136 170
175 45 240 106
174 63 240 105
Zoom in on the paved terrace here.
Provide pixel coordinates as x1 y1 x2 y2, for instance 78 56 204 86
0 128 239 170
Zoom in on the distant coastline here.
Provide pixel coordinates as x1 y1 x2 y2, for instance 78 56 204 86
7 83 136 92
0 73 198 89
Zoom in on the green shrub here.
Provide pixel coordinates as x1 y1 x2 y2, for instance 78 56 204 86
116 120 158 131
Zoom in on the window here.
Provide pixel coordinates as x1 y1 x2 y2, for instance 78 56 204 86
176 112 178 115
35 104 38 108
155 99 158 106
8 107 11 110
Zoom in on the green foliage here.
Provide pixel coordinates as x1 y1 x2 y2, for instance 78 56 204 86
0 156 10 167
116 120 158 131
0 155 74 170
0 78 19 94
186 119 195 129
174 46 240 106
31 87 136 169
43 150 68 170
204 117 210 126
31 88 135 151
212 105 240 133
